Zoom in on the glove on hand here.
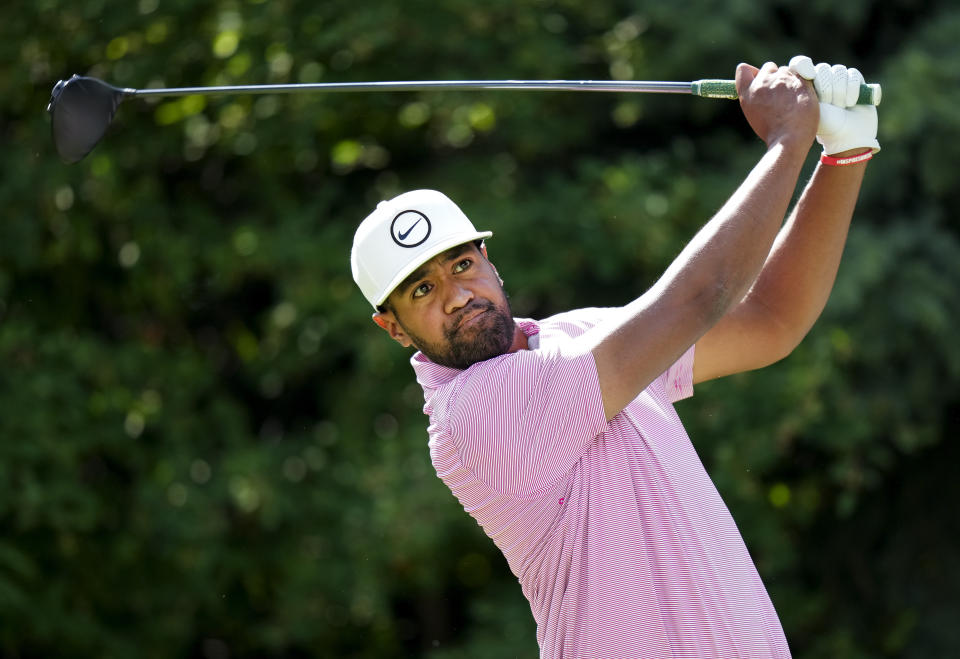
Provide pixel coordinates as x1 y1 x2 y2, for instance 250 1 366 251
789 55 880 155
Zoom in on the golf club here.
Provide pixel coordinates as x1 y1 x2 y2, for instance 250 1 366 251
47 74 882 164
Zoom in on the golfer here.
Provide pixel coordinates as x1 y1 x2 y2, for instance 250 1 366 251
351 56 878 658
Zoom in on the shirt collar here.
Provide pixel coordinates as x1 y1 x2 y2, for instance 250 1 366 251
411 318 540 390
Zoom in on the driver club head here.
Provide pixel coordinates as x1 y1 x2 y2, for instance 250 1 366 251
48 75 132 163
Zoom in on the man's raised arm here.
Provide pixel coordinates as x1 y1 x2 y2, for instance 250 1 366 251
581 60 820 421
694 57 880 383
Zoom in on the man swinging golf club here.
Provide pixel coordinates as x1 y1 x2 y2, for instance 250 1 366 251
351 55 878 658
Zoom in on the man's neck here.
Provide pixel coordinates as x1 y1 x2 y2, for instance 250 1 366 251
507 325 530 353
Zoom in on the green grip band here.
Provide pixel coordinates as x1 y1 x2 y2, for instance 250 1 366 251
690 79 738 99
691 79 882 106
859 83 882 105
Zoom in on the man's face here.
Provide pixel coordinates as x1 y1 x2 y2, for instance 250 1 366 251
373 242 517 369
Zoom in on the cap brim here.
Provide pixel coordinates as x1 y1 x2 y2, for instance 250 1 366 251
374 231 492 307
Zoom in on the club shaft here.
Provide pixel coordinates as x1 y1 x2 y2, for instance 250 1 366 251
129 79 698 97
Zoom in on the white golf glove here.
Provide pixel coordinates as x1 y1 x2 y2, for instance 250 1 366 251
789 55 880 155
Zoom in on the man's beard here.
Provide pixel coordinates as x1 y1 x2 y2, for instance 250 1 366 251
401 297 516 370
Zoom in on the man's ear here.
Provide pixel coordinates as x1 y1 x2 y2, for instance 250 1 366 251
479 242 503 284
372 310 413 347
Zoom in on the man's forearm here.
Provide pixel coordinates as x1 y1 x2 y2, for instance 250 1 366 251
746 154 868 345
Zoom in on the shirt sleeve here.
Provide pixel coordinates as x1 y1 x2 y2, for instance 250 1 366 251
445 343 608 499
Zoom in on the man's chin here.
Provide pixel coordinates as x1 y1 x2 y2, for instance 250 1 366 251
426 314 514 369
453 318 514 367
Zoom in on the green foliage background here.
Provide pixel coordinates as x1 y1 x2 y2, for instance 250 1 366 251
2 0 959 656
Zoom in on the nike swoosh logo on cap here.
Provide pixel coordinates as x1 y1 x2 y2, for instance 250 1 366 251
398 218 422 241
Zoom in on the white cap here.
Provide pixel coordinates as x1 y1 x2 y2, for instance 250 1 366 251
351 189 493 308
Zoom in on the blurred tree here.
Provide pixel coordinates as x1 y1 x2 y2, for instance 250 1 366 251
0 0 958 657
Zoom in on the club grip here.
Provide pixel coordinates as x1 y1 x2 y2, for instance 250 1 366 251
691 79 882 106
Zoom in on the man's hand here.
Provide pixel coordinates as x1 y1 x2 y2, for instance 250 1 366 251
789 55 881 155
736 61 819 150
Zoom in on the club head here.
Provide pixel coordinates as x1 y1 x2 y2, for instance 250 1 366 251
47 75 132 163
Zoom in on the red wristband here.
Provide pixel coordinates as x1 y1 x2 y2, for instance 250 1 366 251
820 149 874 166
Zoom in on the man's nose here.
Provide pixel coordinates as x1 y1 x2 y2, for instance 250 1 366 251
444 282 473 314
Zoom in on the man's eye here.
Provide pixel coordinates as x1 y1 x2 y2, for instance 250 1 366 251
412 283 431 298
453 259 472 273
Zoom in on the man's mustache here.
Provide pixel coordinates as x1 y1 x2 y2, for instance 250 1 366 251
448 300 496 335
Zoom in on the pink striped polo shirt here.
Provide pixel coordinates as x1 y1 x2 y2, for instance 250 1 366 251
412 308 791 658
